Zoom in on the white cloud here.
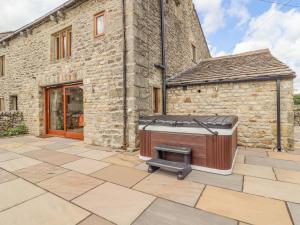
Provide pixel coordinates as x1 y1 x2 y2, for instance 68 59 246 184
0 0 67 32
233 4 300 91
228 0 250 26
193 0 225 34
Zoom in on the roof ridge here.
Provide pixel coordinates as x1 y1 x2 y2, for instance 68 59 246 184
199 49 271 63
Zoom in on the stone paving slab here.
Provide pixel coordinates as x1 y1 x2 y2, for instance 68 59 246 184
78 150 116 161
62 158 110 175
197 186 292 225
15 163 69 183
91 165 148 188
133 198 237 225
73 182 155 225
24 150 82 166
235 154 245 164
287 202 300 225
0 178 45 211
233 163 276 180
186 170 243 191
39 142 72 151
0 157 42 172
56 146 91 155
30 140 56 147
269 152 300 162
274 168 300 185
78 214 115 225
103 154 141 168
5 144 41 154
244 176 300 203
0 168 17 184
38 171 103 200
245 155 300 171
238 149 267 157
0 152 22 162
133 172 204 207
0 193 90 225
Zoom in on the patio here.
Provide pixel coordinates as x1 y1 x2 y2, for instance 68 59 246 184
0 130 300 225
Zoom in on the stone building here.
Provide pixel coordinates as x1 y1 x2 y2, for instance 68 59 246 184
0 0 210 150
167 50 295 150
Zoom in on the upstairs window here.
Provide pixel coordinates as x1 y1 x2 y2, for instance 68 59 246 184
9 95 18 111
0 97 4 111
153 87 162 114
94 12 105 37
192 44 196 62
0 56 5 76
51 27 72 60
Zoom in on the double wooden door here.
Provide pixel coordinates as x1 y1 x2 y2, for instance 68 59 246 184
45 84 84 140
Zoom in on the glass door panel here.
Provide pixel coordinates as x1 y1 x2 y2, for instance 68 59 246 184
65 86 84 138
49 88 64 131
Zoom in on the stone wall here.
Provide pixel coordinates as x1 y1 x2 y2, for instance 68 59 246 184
0 0 130 148
294 105 300 126
0 0 210 149
167 79 294 150
0 112 24 133
131 0 210 148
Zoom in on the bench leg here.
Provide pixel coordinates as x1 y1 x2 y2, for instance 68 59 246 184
148 165 159 173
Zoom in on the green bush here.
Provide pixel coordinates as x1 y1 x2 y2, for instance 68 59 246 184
294 94 300 105
0 123 28 137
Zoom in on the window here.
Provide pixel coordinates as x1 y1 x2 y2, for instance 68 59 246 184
94 12 105 37
153 87 162 114
192 44 196 62
0 97 4 111
9 95 18 111
0 56 4 76
51 27 72 60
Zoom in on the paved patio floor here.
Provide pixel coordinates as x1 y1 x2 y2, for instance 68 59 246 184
0 128 300 225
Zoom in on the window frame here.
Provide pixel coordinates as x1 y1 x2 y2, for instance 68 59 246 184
152 87 162 114
94 11 105 37
9 95 18 111
0 97 4 111
51 27 72 61
0 55 5 76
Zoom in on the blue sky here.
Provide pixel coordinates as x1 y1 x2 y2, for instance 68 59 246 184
193 0 300 91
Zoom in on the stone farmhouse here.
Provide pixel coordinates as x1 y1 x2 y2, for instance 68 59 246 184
0 0 295 151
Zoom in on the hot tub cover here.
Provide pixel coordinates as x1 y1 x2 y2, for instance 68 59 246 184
139 115 238 129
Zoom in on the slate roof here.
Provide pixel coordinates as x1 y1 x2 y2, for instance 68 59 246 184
167 49 296 87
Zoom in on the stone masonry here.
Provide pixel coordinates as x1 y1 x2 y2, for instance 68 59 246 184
167 79 294 150
0 0 210 149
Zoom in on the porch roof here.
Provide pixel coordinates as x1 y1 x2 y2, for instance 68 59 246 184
167 49 296 87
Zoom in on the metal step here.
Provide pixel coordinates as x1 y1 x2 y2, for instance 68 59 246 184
147 158 187 172
147 158 192 180
154 144 191 155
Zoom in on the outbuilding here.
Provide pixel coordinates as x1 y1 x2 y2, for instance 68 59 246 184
167 49 295 151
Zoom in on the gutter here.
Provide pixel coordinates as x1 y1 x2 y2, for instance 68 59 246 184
167 74 296 88
276 79 282 151
122 0 128 150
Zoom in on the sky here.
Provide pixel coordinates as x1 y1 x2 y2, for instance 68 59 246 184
193 0 300 92
0 0 299 91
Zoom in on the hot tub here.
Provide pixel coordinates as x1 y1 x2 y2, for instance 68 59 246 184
139 115 238 175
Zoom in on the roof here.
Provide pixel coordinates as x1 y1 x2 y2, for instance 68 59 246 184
0 0 87 43
0 32 13 40
167 49 296 87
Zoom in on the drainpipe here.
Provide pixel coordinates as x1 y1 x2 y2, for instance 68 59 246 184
276 79 282 152
122 0 128 150
155 0 167 115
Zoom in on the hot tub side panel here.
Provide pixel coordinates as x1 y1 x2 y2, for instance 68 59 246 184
139 129 237 170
